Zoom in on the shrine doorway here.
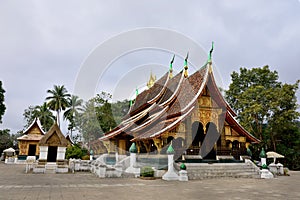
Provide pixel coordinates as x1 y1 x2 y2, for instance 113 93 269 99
28 144 36 156
47 146 57 162
189 121 205 155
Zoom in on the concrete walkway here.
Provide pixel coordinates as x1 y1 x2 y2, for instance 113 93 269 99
0 162 299 200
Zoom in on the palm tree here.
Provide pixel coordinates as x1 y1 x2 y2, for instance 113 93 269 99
46 85 70 127
63 95 83 137
35 102 55 131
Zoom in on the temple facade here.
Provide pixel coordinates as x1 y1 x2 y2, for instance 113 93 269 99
99 52 260 160
17 118 45 160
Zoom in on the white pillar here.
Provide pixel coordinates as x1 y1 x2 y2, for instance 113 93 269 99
162 144 179 181
39 146 48 160
57 147 66 160
125 143 140 177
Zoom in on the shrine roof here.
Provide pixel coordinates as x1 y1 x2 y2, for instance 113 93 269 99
39 123 69 147
23 118 45 135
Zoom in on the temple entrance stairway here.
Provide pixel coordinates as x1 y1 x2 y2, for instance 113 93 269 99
183 162 260 179
45 163 57 174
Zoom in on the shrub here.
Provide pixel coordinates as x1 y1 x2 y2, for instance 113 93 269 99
65 144 88 159
140 166 154 177
81 155 90 160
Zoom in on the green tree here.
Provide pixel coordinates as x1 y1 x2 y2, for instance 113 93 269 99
94 92 116 133
111 99 130 125
0 81 6 123
63 95 83 137
225 66 281 141
23 103 55 131
225 66 300 168
46 85 70 126
0 129 12 153
75 99 103 143
94 92 130 133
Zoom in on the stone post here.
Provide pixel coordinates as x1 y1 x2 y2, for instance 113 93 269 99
125 143 140 177
259 148 267 168
162 143 179 181
179 163 188 181
259 148 273 179
90 149 94 161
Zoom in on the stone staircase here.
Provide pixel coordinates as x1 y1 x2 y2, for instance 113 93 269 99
184 162 260 179
45 163 57 174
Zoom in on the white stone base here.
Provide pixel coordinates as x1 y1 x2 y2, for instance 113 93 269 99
162 170 179 181
260 169 274 179
56 167 68 173
125 166 140 177
179 170 188 181
33 166 45 173
96 166 106 178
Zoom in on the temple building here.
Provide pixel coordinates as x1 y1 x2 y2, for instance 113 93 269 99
17 119 71 162
100 48 260 160
38 123 69 162
17 118 45 160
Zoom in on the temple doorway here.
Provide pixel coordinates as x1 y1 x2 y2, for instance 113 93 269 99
202 122 219 159
28 144 36 156
47 146 57 162
188 121 205 155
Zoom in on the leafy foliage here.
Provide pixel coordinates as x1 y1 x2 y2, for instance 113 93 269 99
63 95 83 136
0 81 6 123
225 66 300 169
75 92 130 143
23 103 55 131
140 166 154 177
0 129 15 153
46 85 71 125
65 144 88 159
75 98 103 142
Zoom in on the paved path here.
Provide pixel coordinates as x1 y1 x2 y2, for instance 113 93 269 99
0 162 299 200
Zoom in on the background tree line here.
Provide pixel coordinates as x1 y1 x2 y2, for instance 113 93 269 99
22 87 130 146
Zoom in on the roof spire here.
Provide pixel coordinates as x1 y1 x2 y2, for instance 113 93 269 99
169 54 175 78
208 41 214 63
184 52 189 78
135 88 139 97
147 71 156 88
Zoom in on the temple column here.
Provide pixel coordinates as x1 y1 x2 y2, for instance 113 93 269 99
102 141 111 154
143 141 151 154
153 138 162 154
136 141 141 153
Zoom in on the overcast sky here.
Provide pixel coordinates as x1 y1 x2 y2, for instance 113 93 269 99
0 0 299 134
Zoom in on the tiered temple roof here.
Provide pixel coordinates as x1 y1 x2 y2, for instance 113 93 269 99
100 56 260 144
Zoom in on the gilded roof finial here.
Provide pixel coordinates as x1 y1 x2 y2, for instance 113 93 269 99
147 71 156 88
184 52 189 78
169 54 175 78
208 41 214 63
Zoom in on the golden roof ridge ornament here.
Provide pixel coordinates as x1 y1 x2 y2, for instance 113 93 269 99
147 71 156 88
184 52 189 78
